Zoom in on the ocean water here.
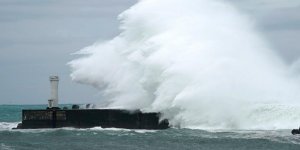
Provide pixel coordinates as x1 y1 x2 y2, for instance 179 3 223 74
1 105 300 150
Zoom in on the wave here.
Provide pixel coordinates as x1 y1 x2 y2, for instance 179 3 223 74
0 122 19 131
69 0 300 129
0 122 157 133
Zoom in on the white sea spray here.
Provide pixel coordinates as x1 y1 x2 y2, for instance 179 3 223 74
69 0 300 129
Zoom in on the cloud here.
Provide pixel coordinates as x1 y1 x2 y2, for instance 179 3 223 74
226 0 300 62
229 0 300 10
0 0 136 104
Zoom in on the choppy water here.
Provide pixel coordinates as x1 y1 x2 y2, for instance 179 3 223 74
1 105 300 150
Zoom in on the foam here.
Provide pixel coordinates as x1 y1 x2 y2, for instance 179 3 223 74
69 0 300 129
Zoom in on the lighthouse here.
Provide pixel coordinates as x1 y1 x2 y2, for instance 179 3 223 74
49 76 59 108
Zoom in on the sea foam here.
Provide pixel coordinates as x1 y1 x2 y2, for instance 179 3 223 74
69 0 300 129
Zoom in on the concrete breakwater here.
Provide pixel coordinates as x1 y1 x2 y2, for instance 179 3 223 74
15 109 169 129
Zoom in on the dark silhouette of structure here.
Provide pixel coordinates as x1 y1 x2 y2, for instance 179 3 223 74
15 108 169 129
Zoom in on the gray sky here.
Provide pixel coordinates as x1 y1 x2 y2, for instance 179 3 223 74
0 0 299 104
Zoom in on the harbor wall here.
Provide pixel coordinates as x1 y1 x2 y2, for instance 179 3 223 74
18 109 169 129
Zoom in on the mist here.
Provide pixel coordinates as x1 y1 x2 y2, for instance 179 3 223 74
69 0 300 129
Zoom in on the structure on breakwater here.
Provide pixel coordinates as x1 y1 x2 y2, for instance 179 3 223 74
15 76 169 130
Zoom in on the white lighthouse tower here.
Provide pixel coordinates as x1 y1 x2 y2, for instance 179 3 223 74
49 76 59 108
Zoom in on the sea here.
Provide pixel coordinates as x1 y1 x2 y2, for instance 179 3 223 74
0 105 300 150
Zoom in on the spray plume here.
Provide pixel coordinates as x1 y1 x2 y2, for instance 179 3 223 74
69 0 300 129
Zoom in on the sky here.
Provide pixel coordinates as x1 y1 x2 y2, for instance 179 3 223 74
0 0 299 104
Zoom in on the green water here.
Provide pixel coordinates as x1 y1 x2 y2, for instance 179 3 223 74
1 105 299 150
